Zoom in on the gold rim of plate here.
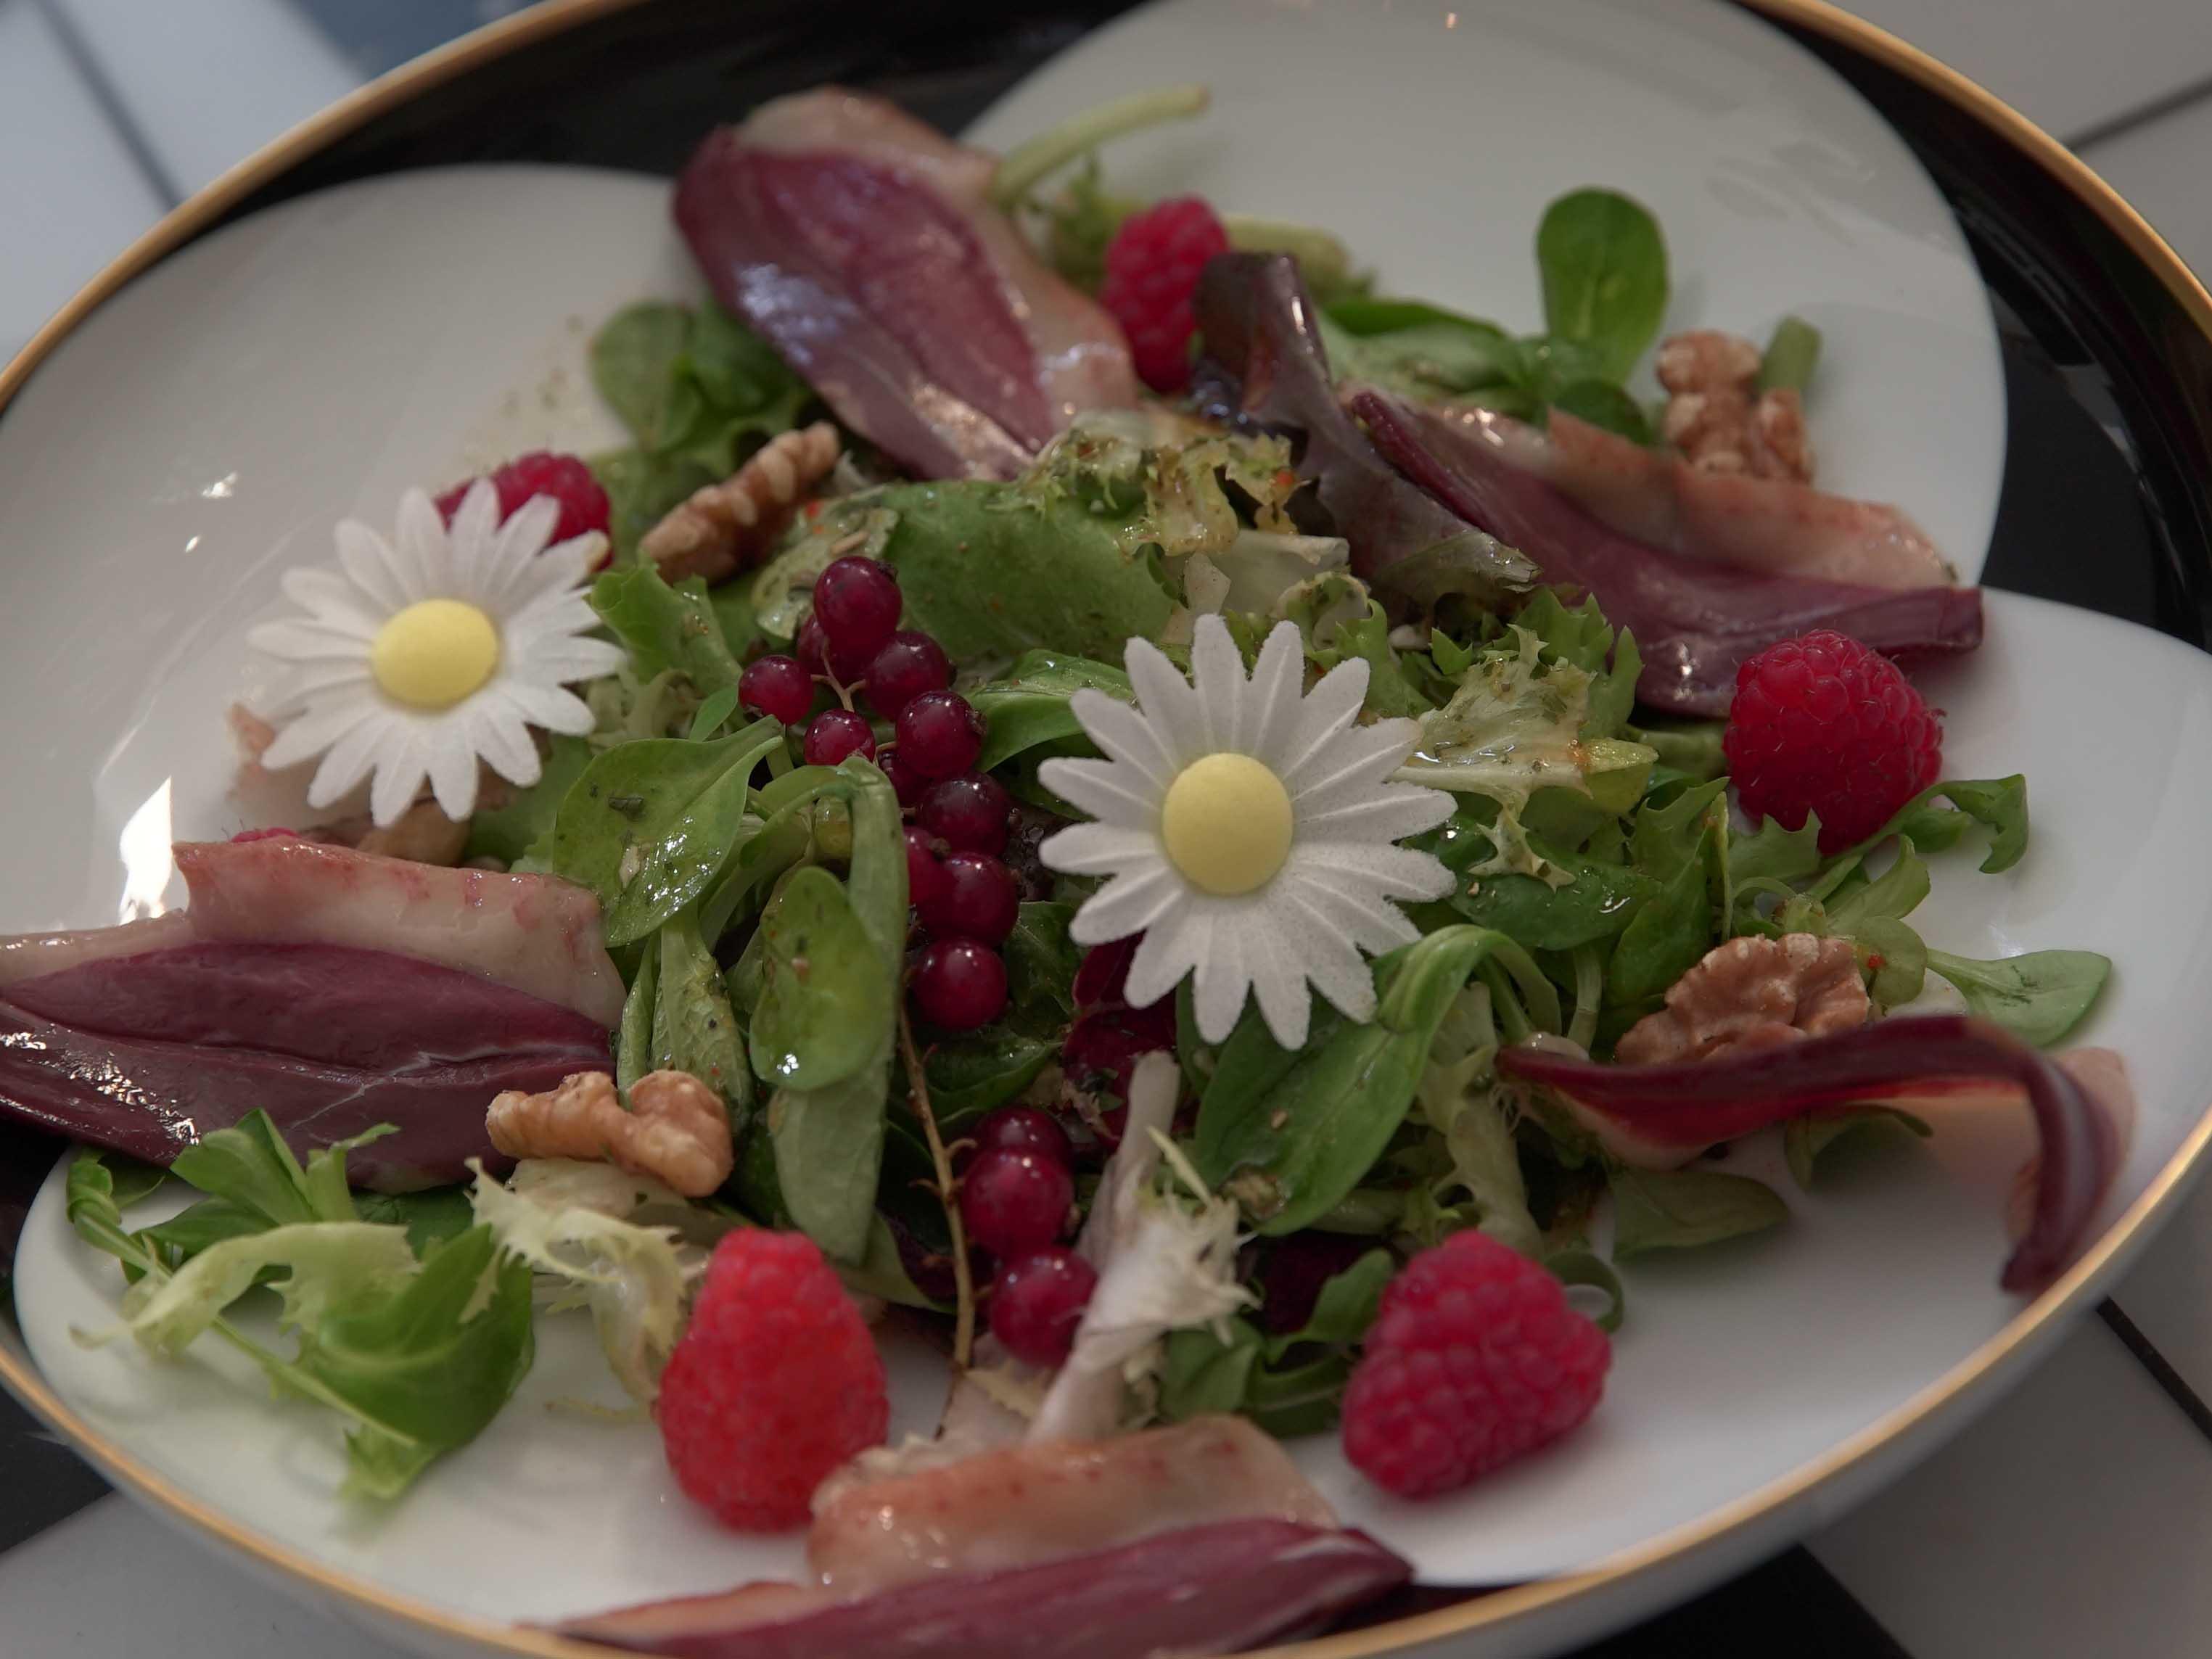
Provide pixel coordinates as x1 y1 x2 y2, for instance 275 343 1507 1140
1 2 2207 1653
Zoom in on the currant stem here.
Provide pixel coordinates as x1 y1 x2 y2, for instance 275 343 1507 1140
897 1003 976 1367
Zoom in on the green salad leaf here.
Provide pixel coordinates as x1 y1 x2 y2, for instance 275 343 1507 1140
1196 926 1539 1235
1536 189 1669 383
463 735 593 868
591 567 745 696
651 911 752 1120
1926 948 2112 1047
875 482 1179 663
766 759 906 1263
969 652 1131 772
1608 1164 1787 1259
749 866 895 1091
602 718 784 947
1783 1109 1932 1189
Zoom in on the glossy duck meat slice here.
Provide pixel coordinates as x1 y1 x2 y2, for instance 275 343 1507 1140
675 89 1137 480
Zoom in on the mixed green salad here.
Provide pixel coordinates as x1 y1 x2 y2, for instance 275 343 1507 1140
44 84 2122 1580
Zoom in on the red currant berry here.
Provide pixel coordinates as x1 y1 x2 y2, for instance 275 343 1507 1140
803 708 876 767
960 1148 1074 1258
919 773 1011 856
813 556 903 662
989 1248 1097 1368
916 851 1019 944
895 691 986 781
967 1106 1074 1169
796 611 871 686
864 631 953 717
912 939 1008 1032
794 613 830 678
904 825 950 915
878 745 926 810
739 654 814 726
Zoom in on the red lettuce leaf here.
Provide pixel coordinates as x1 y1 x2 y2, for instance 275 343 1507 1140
1497 1015 2123 1292
1190 253 1534 603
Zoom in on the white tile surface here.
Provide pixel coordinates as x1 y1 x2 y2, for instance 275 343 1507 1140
0 0 167 361
1812 1315 2212 1657
1831 0 2212 142
0 1497 411 1658
49 0 363 198
2071 94 2212 283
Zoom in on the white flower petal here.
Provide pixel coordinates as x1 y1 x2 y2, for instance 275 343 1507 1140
263 659 374 715
279 568 385 638
1247 918 1312 1050
1283 717 1422 802
448 479 504 581
248 619 374 664
1070 691 1179 794
1297 926 1380 1025
1124 635 1208 769
334 521 411 614
1035 757 1159 831
260 689 377 770
427 733 482 821
1293 840 1455 902
469 707 543 788
391 490 450 602
306 709 395 807
498 680 595 735
1070 862 1184 949
1272 656 1369 782
1284 862 1425 958
1186 614 1250 754
1038 822 1160 878
1296 782 1455 845
494 492 562 567
498 538 595 613
1191 926 1252 1045
503 587 601 642
1124 906 1209 1010
370 727 432 827
1242 621 1307 770
514 638 628 686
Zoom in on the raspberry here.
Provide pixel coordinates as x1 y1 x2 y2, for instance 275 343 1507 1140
656 1230 888 1529
1341 1232 1608 1499
1100 197 1233 393
435 451 611 559
1723 630 1943 854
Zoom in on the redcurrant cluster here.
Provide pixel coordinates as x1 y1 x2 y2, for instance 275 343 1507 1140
958 1107 1096 1368
736 555 1016 1032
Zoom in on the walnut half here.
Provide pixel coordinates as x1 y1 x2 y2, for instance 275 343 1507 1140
1654 329 1814 484
486 1069 733 1196
1615 934 1868 1066
641 421 843 585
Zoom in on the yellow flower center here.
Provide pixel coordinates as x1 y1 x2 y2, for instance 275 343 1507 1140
370 598 500 709
1161 752 1294 897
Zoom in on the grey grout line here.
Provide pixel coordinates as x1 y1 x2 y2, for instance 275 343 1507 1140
25 0 184 209
2066 67 2212 155
2095 1298 2212 1446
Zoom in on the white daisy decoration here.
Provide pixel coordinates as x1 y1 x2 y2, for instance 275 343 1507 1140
1038 614 1456 1051
247 482 625 827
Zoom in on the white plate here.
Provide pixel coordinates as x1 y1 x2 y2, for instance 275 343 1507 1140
0 4 2197 1655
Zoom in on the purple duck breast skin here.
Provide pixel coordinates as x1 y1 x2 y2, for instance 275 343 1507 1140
556 1520 1413 1659
1352 388 1984 715
1 942 611 1071
0 997 599 1191
0 941 609 1190
673 90 1139 482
